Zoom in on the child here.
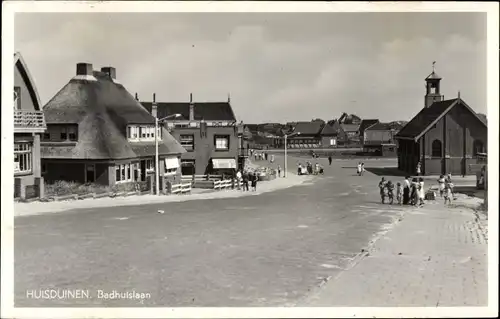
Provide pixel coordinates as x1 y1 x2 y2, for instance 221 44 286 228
410 178 418 206
251 173 258 191
277 165 282 177
418 177 425 206
361 163 365 176
357 162 362 176
379 177 387 204
444 181 453 205
386 180 395 204
396 182 403 205
437 175 446 197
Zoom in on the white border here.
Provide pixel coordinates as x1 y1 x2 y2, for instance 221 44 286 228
2 2 499 319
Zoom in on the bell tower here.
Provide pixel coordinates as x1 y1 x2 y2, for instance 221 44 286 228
425 61 443 108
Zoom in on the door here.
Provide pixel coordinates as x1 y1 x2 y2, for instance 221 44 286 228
85 164 96 183
140 160 146 182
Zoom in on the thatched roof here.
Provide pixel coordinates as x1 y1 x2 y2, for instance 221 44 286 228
42 66 185 160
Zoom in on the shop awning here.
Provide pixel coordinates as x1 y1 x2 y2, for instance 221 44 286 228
164 157 180 169
212 158 237 169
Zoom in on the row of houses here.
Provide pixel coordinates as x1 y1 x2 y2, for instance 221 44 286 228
13 53 248 199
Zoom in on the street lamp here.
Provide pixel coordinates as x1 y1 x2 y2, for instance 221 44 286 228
155 113 182 195
284 132 300 178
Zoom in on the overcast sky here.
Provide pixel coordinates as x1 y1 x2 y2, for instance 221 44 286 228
15 12 486 123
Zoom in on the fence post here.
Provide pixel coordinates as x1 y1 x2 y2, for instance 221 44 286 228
15 178 26 200
148 176 154 194
35 177 45 198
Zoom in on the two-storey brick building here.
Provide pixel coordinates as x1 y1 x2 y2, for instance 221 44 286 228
396 67 487 176
41 63 185 191
142 94 247 176
14 52 47 199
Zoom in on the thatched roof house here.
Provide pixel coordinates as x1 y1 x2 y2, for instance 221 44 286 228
41 63 185 187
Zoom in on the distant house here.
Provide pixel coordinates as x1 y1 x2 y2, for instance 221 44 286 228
277 121 324 149
395 69 487 176
358 119 379 144
14 52 47 200
41 63 185 191
319 121 338 147
142 94 246 175
339 124 361 144
363 122 401 156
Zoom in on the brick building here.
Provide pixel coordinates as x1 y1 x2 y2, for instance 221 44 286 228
41 63 185 190
395 68 487 176
13 52 47 199
141 94 247 176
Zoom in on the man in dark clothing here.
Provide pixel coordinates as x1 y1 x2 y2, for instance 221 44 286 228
242 172 249 191
265 153 268 161
328 156 332 165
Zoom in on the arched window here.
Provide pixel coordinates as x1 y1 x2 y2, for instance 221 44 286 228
473 140 484 156
431 139 442 157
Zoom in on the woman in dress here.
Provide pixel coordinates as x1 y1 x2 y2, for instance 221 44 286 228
418 177 425 206
403 176 411 205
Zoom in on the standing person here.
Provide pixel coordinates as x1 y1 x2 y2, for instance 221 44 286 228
396 182 403 205
301 164 308 176
361 163 366 176
297 163 302 176
403 176 411 205
443 180 453 205
265 152 268 161
446 173 456 200
328 155 332 165
416 162 422 176
270 154 275 163
236 170 242 190
379 177 387 204
386 180 395 204
437 175 446 197
418 177 425 206
251 172 258 191
357 162 362 176
277 164 282 177
314 163 319 175
242 171 249 191
410 178 419 206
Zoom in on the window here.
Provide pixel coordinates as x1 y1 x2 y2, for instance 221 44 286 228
14 87 21 110
43 132 51 141
68 126 77 141
116 163 134 183
215 135 230 151
60 127 67 140
473 140 484 157
129 126 156 141
14 143 32 174
431 139 442 157
180 135 195 151
146 159 154 172
134 163 139 181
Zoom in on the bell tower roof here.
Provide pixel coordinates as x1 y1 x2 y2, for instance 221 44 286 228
425 61 442 80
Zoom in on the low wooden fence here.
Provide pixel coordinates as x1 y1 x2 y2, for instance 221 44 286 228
170 182 192 195
181 175 223 182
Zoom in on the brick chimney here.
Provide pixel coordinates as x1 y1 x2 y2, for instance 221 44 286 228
152 93 157 118
189 93 194 121
101 67 116 79
76 63 93 76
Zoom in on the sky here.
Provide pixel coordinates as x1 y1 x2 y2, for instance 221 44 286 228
15 12 487 123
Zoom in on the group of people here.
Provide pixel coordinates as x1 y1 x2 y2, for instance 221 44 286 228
356 162 366 176
297 161 323 176
251 150 275 163
378 173 456 206
379 176 425 206
235 170 259 191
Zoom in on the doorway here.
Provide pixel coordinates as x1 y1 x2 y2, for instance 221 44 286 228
85 164 96 183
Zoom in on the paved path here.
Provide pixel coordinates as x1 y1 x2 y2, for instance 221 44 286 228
301 197 488 307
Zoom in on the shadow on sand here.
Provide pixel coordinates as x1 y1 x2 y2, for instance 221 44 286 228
364 167 407 177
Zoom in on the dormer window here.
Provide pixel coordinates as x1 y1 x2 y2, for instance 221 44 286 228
127 125 159 142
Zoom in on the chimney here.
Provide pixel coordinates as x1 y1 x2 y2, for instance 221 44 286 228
189 93 194 121
152 93 157 118
458 90 461 100
76 63 93 76
101 67 116 79
228 93 231 103
135 93 139 101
